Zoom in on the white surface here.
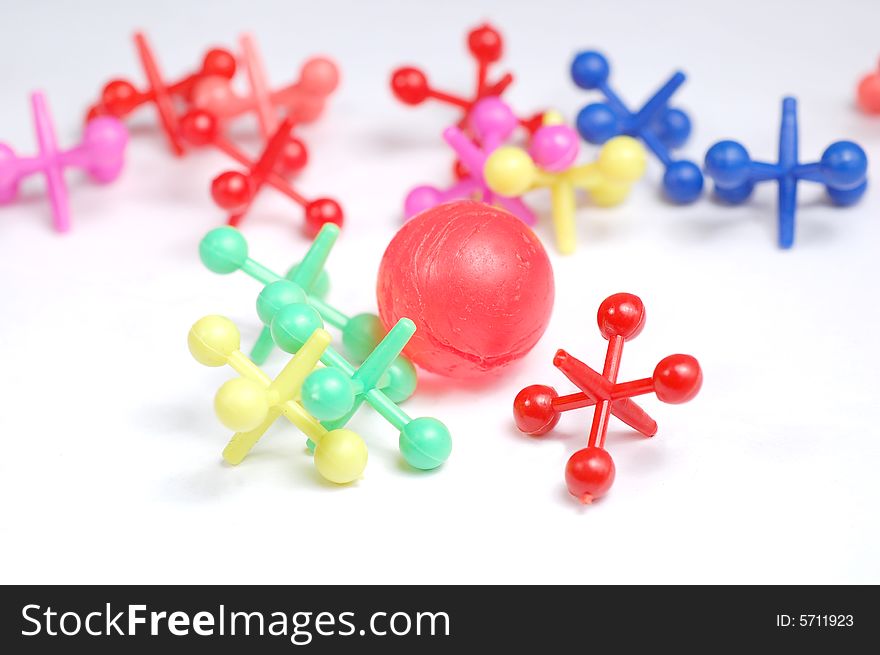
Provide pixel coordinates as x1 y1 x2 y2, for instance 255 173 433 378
1 0 878 585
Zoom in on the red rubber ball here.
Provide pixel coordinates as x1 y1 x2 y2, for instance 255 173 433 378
377 201 554 379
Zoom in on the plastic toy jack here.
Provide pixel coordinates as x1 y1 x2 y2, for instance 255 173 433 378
87 32 235 155
704 97 868 249
180 109 342 235
198 224 417 402
192 33 339 137
513 293 702 504
259 295 452 471
483 112 646 254
404 97 535 222
1 92 127 233
391 23 542 132
857 57 880 114
189 316 368 484
570 50 703 203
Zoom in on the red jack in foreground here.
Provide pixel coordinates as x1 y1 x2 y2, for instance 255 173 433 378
513 293 702 504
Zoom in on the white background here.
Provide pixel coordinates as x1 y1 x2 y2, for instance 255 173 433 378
1 0 878 584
